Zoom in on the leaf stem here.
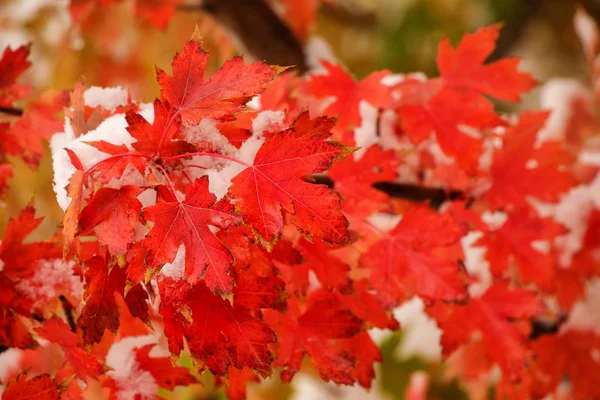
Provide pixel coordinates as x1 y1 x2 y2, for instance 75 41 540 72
163 152 251 167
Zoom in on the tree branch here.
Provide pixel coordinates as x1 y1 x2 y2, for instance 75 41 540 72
178 0 307 72
0 106 23 116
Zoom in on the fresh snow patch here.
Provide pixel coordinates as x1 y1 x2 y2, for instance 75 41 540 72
393 297 442 361
160 244 186 280
16 259 82 310
84 86 129 111
106 335 162 400
206 111 284 199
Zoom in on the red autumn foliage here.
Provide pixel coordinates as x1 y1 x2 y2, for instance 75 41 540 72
1 8 600 400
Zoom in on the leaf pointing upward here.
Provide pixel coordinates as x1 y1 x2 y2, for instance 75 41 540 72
228 112 351 245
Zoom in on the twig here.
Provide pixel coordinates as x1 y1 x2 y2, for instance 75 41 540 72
0 106 23 116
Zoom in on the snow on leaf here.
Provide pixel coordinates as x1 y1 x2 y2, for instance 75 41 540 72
143 176 238 293
228 112 351 244
304 61 392 132
488 112 576 209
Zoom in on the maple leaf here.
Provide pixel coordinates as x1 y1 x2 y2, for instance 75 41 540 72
488 112 576 209
429 282 544 380
304 61 392 132
0 309 34 348
126 99 195 158
293 237 352 293
36 318 104 379
2 90 69 167
159 278 276 376
143 176 238 292
218 226 288 311
477 205 565 289
329 145 400 216
2 373 59 400
78 256 126 343
0 45 32 107
532 330 600 400
134 344 196 389
0 202 57 280
62 151 85 257
360 206 468 306
263 293 363 385
228 112 350 244
157 38 278 125
64 79 108 139
78 185 143 254
437 24 536 102
223 366 259 400
394 25 535 173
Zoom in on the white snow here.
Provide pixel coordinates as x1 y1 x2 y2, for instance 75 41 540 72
159 244 186 280
84 87 129 111
461 231 491 296
182 118 236 155
392 297 442 362
537 79 590 143
16 259 83 310
564 278 600 334
50 90 153 210
366 213 401 233
0 348 22 385
106 335 164 400
481 211 507 230
206 111 284 199
353 102 379 159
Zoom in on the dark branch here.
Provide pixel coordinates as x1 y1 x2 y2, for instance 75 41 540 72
0 106 23 116
529 315 567 340
312 175 464 209
178 0 307 73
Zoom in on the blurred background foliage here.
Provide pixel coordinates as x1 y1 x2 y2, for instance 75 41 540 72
0 0 597 398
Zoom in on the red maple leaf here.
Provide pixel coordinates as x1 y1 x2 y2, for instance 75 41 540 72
125 99 195 158
158 278 276 376
429 282 544 380
0 203 57 280
263 293 363 385
360 206 468 306
78 185 143 254
477 205 565 289
78 256 126 344
134 344 196 389
437 24 536 102
488 112 576 209
228 112 350 244
532 330 600 400
157 39 278 125
0 45 32 107
36 318 104 379
2 90 69 167
2 373 59 400
143 176 239 292
218 226 288 311
329 145 400 216
304 61 392 132
394 25 535 173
